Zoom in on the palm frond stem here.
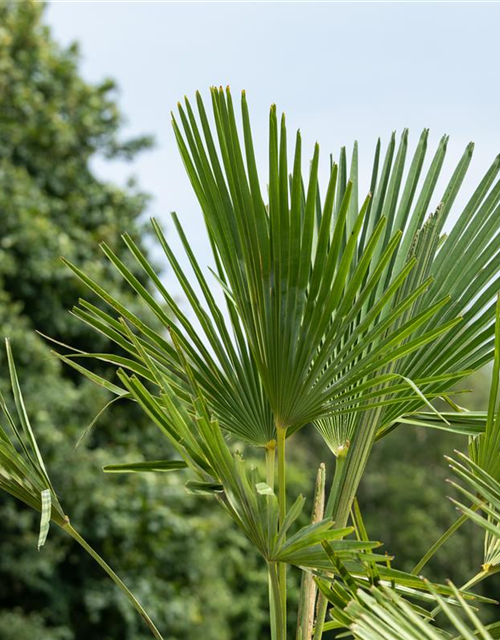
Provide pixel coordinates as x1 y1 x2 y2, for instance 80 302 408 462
278 427 288 631
412 505 479 576
269 561 286 640
63 523 164 640
266 442 278 640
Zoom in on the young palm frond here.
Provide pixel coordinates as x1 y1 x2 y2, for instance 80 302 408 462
314 131 500 581
316 133 500 457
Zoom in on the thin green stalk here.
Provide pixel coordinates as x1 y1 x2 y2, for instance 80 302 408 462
412 505 479 575
269 561 286 640
266 440 276 495
63 522 164 640
266 442 277 640
277 427 288 635
461 565 500 592
461 569 493 591
313 455 345 640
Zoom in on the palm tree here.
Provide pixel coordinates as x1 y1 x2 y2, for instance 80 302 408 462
1 87 500 639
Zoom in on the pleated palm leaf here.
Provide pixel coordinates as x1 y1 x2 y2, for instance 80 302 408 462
59 89 473 453
315 132 500 459
309 134 500 613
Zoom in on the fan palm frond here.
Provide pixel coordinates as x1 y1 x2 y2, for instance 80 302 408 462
43 89 500 640
316 133 500 454
56 89 484 456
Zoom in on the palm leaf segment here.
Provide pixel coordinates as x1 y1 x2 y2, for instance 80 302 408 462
317 130 500 454
58 88 494 453
0 340 67 548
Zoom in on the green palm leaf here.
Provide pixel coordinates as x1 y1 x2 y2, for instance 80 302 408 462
56 88 482 456
0 339 67 538
44 89 500 640
316 136 500 454
448 452 500 574
345 582 495 640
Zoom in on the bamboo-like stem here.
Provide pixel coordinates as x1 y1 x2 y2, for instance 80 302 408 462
266 442 277 640
312 455 345 640
296 463 325 640
63 522 164 640
277 427 288 636
412 504 480 575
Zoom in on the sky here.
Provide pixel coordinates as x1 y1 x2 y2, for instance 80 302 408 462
46 2 500 297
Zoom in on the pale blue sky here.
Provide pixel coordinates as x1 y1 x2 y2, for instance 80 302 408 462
47 2 500 294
